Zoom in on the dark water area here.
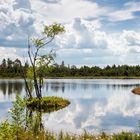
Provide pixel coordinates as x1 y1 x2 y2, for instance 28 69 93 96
0 79 140 134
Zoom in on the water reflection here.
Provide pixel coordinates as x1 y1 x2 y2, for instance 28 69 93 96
43 94 140 134
0 79 139 97
0 79 140 134
45 80 140 94
0 80 24 95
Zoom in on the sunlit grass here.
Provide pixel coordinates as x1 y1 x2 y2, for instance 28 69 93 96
0 123 139 140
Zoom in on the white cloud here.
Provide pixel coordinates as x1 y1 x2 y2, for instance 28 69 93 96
0 47 18 60
0 0 140 66
108 10 135 22
122 30 140 46
124 2 140 12
0 0 36 48
0 46 29 64
54 18 140 65
55 18 107 49
30 0 108 23
108 1 140 22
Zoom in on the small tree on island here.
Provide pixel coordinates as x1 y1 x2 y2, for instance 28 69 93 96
22 23 65 100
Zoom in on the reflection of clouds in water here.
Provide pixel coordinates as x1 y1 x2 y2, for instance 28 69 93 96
0 79 140 133
0 91 16 102
44 91 140 134
106 93 140 117
0 102 12 121
43 100 85 133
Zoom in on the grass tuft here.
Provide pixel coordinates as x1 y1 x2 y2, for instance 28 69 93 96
26 96 70 113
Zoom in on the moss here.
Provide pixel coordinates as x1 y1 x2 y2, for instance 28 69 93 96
26 96 70 113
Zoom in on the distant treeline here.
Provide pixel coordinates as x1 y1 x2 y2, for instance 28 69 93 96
0 58 28 77
48 61 140 78
1 59 140 78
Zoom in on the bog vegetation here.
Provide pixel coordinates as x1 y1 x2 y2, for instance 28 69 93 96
26 96 70 113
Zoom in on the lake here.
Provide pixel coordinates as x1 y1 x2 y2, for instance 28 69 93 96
0 79 140 134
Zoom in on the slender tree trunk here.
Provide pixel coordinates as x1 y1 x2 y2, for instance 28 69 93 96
32 65 40 98
39 76 43 98
19 62 32 99
28 43 41 99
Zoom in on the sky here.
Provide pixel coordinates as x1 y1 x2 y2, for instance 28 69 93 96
0 0 140 66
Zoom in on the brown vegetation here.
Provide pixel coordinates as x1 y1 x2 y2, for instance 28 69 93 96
132 87 140 95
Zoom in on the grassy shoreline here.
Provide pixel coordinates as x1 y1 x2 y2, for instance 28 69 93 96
0 126 140 140
46 76 140 79
1 76 140 80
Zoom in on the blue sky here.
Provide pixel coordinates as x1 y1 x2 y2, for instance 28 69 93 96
0 0 140 66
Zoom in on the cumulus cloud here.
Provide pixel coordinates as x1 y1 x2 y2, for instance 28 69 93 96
54 17 140 65
55 18 107 49
0 46 24 62
30 0 108 23
122 30 140 46
0 0 36 49
0 0 140 66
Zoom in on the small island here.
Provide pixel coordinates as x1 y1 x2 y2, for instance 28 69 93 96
132 87 140 95
26 96 70 113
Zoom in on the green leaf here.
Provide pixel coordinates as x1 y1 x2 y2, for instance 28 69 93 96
43 23 65 37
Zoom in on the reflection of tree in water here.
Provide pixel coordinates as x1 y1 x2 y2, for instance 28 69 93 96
0 82 7 95
46 83 49 92
106 84 140 90
48 82 102 93
8 82 13 95
50 83 60 92
47 82 102 93
49 82 66 93
25 102 69 134
0 80 137 96
13 82 24 94
61 82 65 93
81 83 89 90
0 81 24 96
71 82 77 90
26 110 43 133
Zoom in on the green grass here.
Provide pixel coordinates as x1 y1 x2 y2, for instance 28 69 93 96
26 96 70 113
0 124 140 140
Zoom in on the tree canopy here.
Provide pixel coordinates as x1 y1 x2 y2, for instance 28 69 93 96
24 23 65 99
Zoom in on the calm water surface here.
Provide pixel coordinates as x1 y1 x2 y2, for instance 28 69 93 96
0 79 140 134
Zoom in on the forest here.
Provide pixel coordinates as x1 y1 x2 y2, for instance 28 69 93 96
1 59 140 78
0 58 28 77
